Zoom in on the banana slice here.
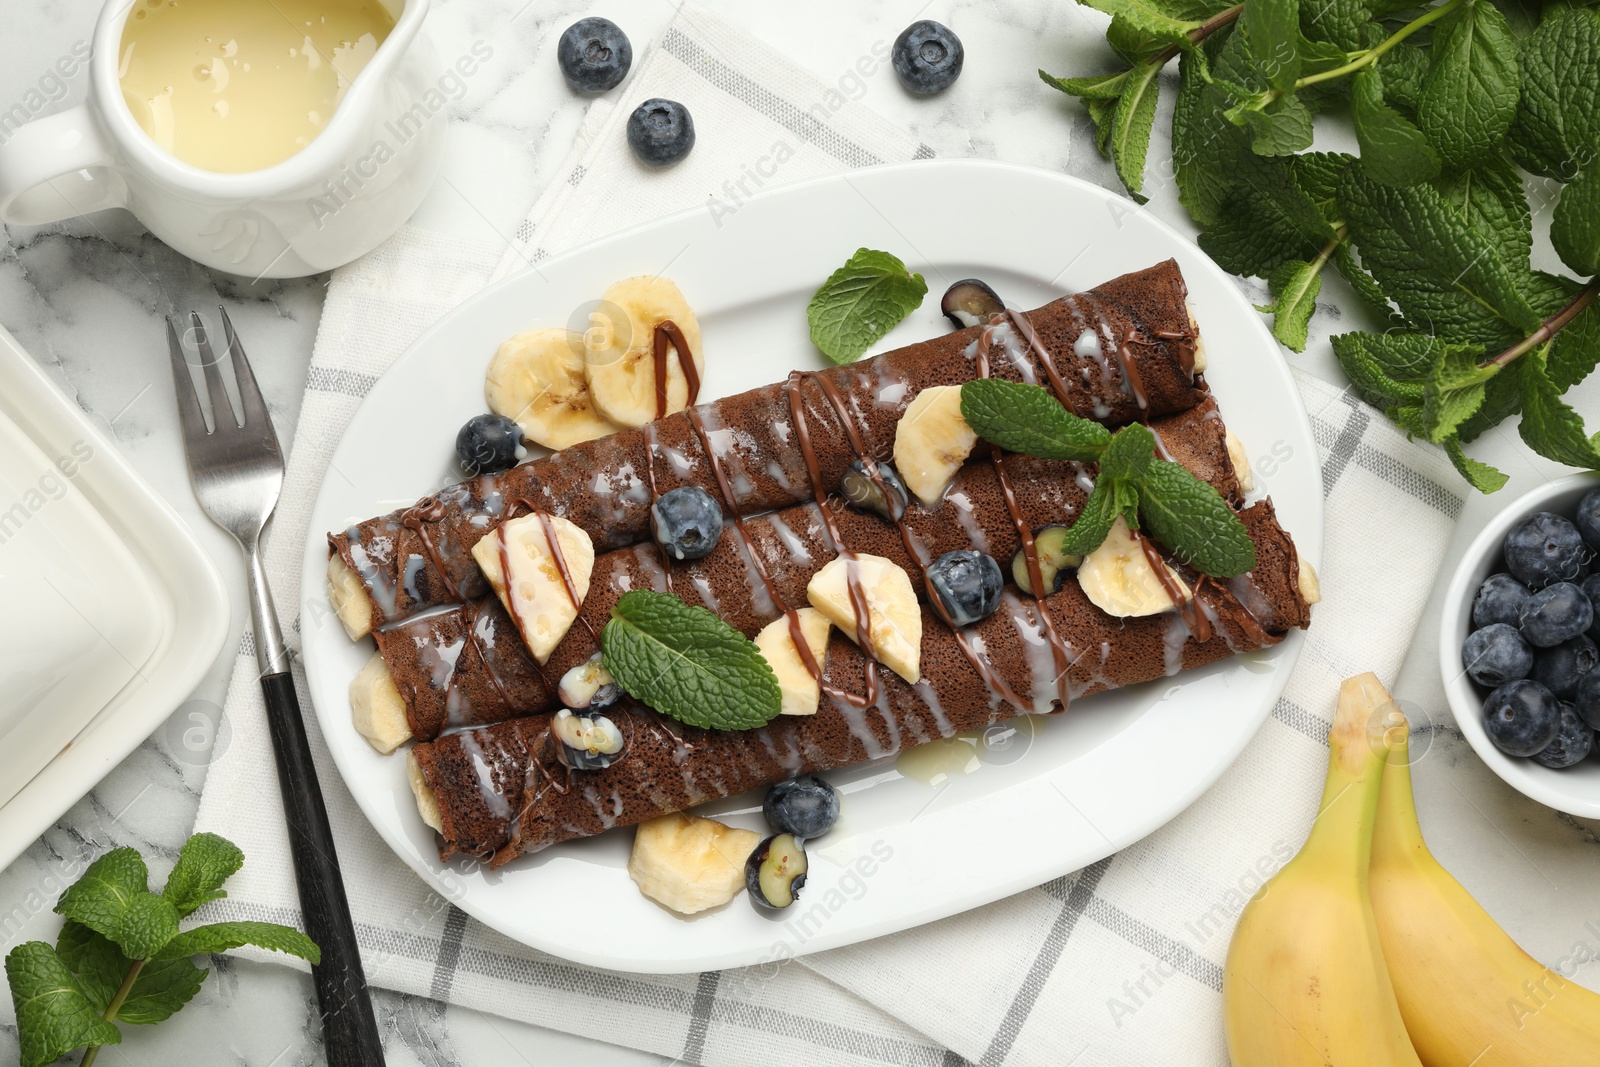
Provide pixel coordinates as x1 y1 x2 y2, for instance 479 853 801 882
408 751 443 833
754 608 833 716
807 554 922 683
1225 430 1254 492
327 554 374 640
1186 301 1207 374
628 812 760 915
893 385 979 506
486 327 621 451
471 513 595 663
1298 557 1322 605
1078 517 1193 618
583 276 704 427
351 651 412 754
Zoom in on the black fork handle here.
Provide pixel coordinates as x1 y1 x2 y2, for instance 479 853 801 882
260 671 386 1066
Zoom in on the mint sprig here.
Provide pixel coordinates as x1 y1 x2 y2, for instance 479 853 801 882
959 381 1256 577
1043 0 1600 492
807 248 928 365
4 833 318 1067
601 590 782 730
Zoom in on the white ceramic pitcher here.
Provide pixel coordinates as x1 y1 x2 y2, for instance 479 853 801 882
0 0 448 279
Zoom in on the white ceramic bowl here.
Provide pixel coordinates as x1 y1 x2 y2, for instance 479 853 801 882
1441 472 1600 816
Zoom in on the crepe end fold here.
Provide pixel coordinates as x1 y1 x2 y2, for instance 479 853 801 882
412 498 1311 867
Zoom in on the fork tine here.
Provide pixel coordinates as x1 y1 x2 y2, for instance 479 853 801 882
190 311 238 430
166 316 211 448
218 307 276 437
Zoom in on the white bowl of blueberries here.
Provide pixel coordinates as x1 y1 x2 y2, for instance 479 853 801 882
1442 473 1600 816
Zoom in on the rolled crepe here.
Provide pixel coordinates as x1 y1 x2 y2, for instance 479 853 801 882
330 260 1204 626
414 498 1311 866
375 396 1241 741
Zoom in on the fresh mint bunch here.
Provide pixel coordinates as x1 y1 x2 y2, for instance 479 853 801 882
960 380 1256 575
807 248 929 364
1044 0 1600 492
4 833 318 1067
601 590 782 730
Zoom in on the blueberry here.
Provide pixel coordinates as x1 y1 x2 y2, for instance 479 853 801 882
746 833 807 911
1520 581 1594 647
892 20 964 94
1531 635 1598 701
557 17 632 93
626 98 695 168
1583 574 1600 642
455 414 524 477
927 549 1004 626
1577 669 1600 730
1482 679 1562 757
1531 703 1594 769
840 459 909 522
1578 487 1600 553
763 775 840 840
941 279 1004 328
1462 624 1533 688
1504 511 1589 588
652 486 723 561
1471 573 1531 629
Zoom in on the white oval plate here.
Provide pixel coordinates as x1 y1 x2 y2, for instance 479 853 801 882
301 160 1323 973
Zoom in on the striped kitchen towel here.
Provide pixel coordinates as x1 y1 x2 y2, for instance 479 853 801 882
192 5 1464 1065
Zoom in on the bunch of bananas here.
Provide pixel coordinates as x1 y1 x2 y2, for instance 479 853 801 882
1224 673 1600 1066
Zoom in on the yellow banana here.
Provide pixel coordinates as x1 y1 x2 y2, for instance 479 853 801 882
1224 673 1424 1067
1370 689 1600 1066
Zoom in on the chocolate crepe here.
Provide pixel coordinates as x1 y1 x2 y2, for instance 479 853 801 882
415 498 1310 866
331 260 1203 626
379 397 1240 741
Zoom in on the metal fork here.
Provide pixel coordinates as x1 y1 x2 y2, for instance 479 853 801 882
168 309 385 1066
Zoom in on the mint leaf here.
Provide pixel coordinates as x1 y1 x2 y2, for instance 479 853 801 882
807 249 928 365
1228 92 1315 156
1457 358 1526 442
154 921 320 964
1056 480 1122 557
54 848 178 959
161 833 243 919
1334 243 1396 318
602 590 781 730
1549 298 1600 392
1241 0 1300 91
5 942 121 1067
54 921 122 1012
1433 156 1532 265
1300 0 1371 51
1080 0 1203 44
1198 156 1334 277
1423 343 1497 442
116 959 207 1026
1040 69 1129 99
1331 332 1429 405
55 921 205 1025
1338 171 1542 344
1086 95 1118 156
1445 436 1510 492
1111 62 1163 201
1519 344 1600 469
1137 461 1257 576
1552 165 1600 278
959 379 1112 461
1351 67 1440 186
1265 257 1323 351
1417 0 1520 170
1174 48 1247 226
1379 41 1430 110
1100 423 1157 483
1508 9 1600 180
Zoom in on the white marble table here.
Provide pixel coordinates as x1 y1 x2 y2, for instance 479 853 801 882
1 1 1597 1064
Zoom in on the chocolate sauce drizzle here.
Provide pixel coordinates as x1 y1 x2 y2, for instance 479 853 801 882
653 320 701 421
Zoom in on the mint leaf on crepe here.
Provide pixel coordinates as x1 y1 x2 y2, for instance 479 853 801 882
4 943 122 1067
1519 345 1600 468
1416 0 1520 170
154 921 320 963
1137 461 1257 576
602 590 781 730
960 379 1112 461
807 248 928 365
1445 436 1510 493
1338 171 1542 344
1055 480 1123 558
1099 421 1158 484
1508 9 1600 180
161 833 244 919
1350 67 1440 185
1552 165 1600 278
